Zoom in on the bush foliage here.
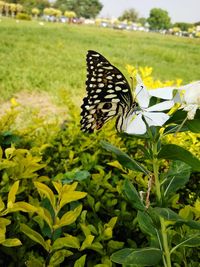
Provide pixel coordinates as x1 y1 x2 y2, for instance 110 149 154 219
0 66 200 266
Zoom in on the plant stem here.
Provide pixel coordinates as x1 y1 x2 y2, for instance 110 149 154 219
160 217 172 267
152 142 161 203
152 141 172 267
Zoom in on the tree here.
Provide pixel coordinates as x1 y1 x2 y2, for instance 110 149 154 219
173 22 194 32
6 0 50 13
64 10 76 23
0 1 5 16
119 8 138 22
147 8 171 30
10 3 16 17
137 17 147 26
32 7 40 18
54 0 103 18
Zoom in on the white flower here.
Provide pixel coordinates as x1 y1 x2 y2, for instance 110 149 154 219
177 81 200 120
124 75 174 135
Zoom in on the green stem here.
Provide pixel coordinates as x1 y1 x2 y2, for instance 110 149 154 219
152 141 171 267
160 217 172 267
152 142 161 203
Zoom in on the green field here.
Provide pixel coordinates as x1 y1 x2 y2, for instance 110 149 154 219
0 18 200 102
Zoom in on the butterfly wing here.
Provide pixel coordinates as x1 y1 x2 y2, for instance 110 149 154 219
80 50 134 133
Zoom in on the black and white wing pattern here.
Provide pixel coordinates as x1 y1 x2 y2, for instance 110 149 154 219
80 50 135 133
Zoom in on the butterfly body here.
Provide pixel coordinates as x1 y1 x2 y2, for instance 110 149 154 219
80 50 136 133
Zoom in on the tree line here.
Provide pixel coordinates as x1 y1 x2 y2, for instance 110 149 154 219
0 0 103 19
119 8 200 32
0 0 199 31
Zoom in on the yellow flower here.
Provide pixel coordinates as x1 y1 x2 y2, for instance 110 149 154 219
10 98 19 107
139 66 153 78
126 64 138 78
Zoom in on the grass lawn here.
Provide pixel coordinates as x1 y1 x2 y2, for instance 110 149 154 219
0 18 200 101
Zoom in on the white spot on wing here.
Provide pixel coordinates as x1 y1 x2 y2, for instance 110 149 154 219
112 98 120 103
115 86 122 91
105 94 117 99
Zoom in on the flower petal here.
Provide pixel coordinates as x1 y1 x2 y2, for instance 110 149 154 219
183 104 198 120
135 74 150 108
146 100 174 112
181 81 200 105
143 112 170 127
148 87 176 100
125 113 147 135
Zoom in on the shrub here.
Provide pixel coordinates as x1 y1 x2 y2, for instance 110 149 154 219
16 13 31 21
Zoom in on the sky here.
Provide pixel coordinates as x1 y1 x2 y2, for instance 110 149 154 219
99 0 200 23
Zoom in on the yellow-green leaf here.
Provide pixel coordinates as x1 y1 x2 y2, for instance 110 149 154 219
49 249 73 266
59 192 87 211
7 181 19 208
0 196 5 212
20 223 50 252
8 202 37 213
0 219 11 243
107 217 118 229
52 181 62 195
0 147 3 160
54 205 82 230
103 227 113 240
34 182 55 209
0 232 6 244
0 218 11 228
62 182 78 192
36 207 53 230
51 235 80 251
74 254 86 267
80 235 95 251
2 238 22 247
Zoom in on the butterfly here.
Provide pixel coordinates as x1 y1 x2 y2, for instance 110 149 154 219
80 50 137 133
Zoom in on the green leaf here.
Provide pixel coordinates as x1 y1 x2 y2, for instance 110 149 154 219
54 205 82 230
179 235 200 247
49 249 73 266
87 241 104 254
106 217 118 229
154 208 183 221
137 211 157 237
101 141 149 175
80 235 95 251
59 191 87 211
34 182 56 210
52 235 80 251
184 220 200 230
167 110 187 124
1 238 22 247
7 181 19 208
171 234 200 255
8 202 37 213
20 223 50 252
0 196 5 211
158 144 200 171
111 247 162 265
174 235 200 249
162 161 191 198
74 171 91 181
107 240 124 250
186 119 200 133
123 180 145 211
74 254 86 267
